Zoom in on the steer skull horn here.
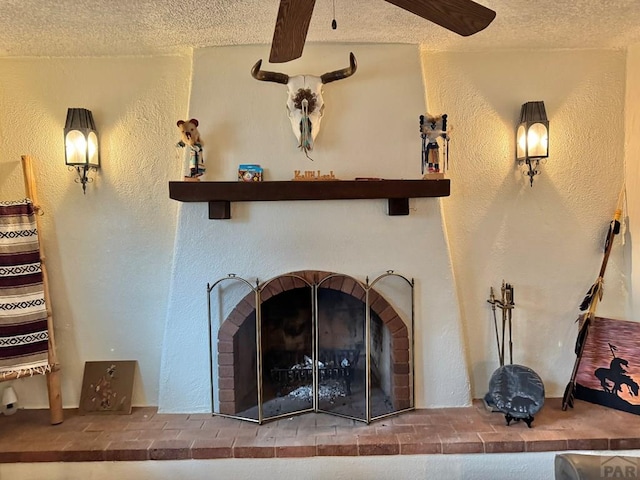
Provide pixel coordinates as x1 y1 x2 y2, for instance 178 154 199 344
320 52 357 84
250 60 289 84
251 53 358 157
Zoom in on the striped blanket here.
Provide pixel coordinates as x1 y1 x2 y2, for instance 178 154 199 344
0 199 50 377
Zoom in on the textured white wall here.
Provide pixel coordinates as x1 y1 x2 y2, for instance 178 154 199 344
0 55 191 407
626 45 640 317
421 49 628 399
159 44 469 412
0 45 634 412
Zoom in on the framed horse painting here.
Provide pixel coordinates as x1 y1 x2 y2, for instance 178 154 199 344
575 317 640 415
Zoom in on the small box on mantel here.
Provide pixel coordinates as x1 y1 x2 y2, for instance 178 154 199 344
238 164 263 182
422 172 445 180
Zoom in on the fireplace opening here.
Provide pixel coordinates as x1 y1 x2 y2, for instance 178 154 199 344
209 270 413 424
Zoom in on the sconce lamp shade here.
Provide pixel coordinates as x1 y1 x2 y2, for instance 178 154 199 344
65 108 99 167
516 101 549 162
516 101 549 186
64 108 100 193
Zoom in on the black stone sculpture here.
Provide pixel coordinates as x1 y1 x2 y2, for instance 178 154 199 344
486 364 545 427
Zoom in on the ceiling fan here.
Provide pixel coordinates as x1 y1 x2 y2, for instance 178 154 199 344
269 0 496 63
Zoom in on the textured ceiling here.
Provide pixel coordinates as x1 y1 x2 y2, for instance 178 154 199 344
1 0 640 58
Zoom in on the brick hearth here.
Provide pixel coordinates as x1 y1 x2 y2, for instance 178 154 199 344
1 399 639 462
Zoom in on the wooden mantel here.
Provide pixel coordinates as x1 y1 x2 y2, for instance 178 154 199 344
168 179 450 219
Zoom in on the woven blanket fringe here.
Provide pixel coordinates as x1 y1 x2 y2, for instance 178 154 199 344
1 362 53 380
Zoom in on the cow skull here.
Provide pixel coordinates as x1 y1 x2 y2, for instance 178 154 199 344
251 53 357 157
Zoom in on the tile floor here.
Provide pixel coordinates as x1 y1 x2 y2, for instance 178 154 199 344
0 398 639 463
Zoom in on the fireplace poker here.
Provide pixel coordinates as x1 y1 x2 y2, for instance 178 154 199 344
487 287 503 366
505 283 514 365
500 282 507 365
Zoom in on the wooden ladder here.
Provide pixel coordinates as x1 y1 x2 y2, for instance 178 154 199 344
0 156 63 425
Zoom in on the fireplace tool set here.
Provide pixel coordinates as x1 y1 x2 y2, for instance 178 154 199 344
485 281 545 428
487 281 514 366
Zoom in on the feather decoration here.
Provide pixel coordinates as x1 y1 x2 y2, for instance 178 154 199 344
574 316 591 355
579 283 597 312
579 278 604 312
604 219 621 252
298 99 314 161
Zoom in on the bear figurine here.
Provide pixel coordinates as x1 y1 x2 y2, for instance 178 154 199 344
176 119 205 181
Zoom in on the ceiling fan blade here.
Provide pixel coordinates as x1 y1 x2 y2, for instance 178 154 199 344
384 0 496 37
269 0 317 63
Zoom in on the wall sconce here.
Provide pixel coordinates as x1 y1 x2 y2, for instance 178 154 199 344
1 386 18 415
516 101 549 187
64 108 100 194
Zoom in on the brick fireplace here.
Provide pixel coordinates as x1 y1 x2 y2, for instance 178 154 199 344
213 270 413 422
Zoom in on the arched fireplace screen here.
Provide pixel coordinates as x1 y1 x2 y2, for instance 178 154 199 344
208 270 414 424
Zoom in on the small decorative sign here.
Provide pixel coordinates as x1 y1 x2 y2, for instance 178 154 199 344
292 170 337 181
79 360 137 415
238 164 263 182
